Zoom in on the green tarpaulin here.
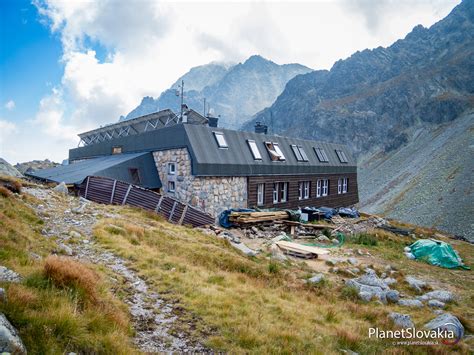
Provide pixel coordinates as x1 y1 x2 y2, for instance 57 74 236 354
408 239 470 270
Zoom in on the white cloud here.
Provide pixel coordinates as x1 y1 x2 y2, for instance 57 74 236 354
4 100 15 110
4 0 458 164
0 119 17 144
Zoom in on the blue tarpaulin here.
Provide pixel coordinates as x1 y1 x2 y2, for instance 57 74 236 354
337 207 360 218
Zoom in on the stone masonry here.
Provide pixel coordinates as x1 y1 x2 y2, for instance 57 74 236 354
153 148 247 217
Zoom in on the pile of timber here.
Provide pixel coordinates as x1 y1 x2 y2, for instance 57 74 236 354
229 211 289 224
276 241 329 259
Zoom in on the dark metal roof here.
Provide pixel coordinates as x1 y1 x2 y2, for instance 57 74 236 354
68 122 357 177
184 125 357 176
26 152 161 188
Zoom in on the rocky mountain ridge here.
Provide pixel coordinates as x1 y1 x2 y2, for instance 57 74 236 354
122 55 312 128
244 0 473 238
246 0 473 155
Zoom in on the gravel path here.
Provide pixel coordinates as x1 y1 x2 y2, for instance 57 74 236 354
24 187 206 353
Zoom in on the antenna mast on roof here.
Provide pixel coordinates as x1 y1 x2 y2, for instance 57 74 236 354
179 80 184 121
270 110 274 134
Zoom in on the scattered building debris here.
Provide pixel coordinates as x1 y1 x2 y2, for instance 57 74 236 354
229 210 290 224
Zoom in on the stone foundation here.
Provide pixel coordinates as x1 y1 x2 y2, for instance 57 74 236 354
153 149 247 217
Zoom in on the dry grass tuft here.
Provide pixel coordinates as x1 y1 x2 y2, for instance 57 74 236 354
0 174 22 194
335 327 361 350
44 256 99 303
0 186 12 198
6 284 39 306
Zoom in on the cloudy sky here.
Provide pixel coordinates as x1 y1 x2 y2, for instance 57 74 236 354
0 0 460 163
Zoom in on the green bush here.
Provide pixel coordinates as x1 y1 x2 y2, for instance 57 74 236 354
351 233 378 246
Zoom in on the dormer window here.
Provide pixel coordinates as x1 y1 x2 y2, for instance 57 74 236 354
314 147 329 162
213 132 228 148
291 145 308 162
265 142 285 161
335 149 348 163
247 140 262 160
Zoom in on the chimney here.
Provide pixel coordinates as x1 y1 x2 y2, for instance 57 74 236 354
254 122 268 134
207 115 219 128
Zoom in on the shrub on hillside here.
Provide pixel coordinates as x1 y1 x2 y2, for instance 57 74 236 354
44 256 99 303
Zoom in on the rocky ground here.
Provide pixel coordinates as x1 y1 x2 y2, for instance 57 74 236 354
14 159 60 174
359 113 474 241
0 158 22 178
22 186 206 353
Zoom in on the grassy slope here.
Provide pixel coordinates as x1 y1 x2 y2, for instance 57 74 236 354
0 191 136 354
1 182 472 353
94 208 474 354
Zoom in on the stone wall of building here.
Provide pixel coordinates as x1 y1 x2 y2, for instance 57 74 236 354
153 148 247 217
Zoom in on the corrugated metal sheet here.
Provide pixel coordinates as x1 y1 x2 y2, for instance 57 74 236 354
78 176 214 228
26 152 161 189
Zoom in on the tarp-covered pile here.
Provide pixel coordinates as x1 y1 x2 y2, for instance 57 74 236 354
405 239 470 270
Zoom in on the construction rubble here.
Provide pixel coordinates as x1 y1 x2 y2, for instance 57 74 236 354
198 207 398 259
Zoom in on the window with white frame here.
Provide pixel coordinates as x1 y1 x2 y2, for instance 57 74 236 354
299 181 310 200
280 182 288 202
272 183 279 203
168 162 176 175
314 147 329 162
303 181 310 199
317 179 329 197
335 149 348 163
322 179 329 196
213 132 228 148
337 177 348 194
257 183 264 206
291 145 309 162
265 142 286 161
272 182 288 203
247 140 262 160
168 181 175 192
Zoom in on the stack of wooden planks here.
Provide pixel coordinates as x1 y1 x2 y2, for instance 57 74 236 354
229 211 289 224
276 241 329 259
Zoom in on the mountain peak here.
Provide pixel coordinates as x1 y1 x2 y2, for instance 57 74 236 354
243 55 273 66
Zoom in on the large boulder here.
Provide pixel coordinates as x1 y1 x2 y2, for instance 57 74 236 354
0 158 22 178
0 266 21 283
0 313 27 354
345 270 392 303
405 276 427 293
53 182 69 195
425 313 464 339
418 290 454 303
389 312 414 328
307 274 325 284
398 299 423 308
